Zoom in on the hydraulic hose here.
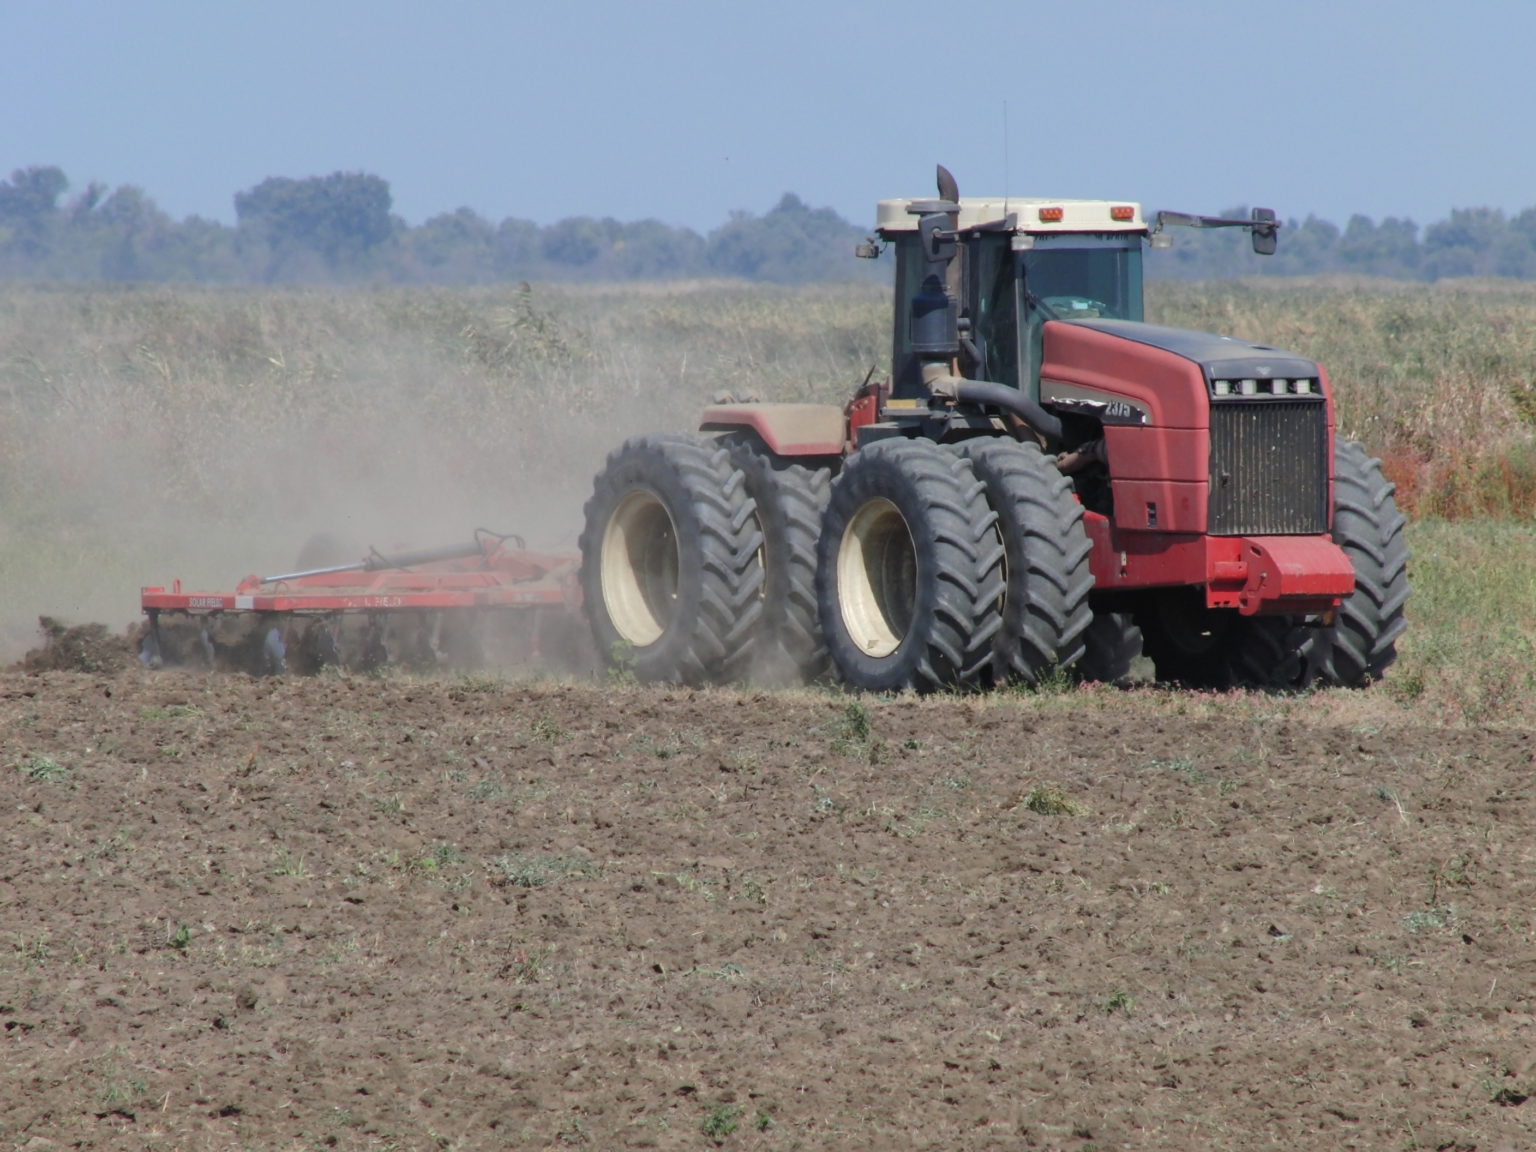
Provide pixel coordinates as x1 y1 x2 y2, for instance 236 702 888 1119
950 380 1064 447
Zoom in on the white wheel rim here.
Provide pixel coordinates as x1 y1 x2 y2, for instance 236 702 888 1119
837 497 916 658
600 490 679 647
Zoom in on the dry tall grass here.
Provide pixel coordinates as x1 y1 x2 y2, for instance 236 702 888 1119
1148 277 1536 517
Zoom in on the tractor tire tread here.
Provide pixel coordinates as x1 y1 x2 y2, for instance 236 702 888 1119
818 438 1003 693
1314 439 1410 686
579 434 764 685
724 435 833 681
960 440 1094 685
1076 611 1143 685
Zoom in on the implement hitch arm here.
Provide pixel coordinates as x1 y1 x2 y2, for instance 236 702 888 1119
260 534 524 586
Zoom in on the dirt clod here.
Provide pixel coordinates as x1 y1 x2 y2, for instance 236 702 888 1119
20 617 137 674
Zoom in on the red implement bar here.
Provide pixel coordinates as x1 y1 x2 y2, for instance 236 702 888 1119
141 537 583 617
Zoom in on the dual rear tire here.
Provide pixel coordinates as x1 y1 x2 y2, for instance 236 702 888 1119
581 435 1089 694
579 435 764 685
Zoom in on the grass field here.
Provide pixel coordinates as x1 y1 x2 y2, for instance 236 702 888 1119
2 277 1534 720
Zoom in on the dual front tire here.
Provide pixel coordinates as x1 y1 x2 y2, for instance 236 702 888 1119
815 438 1004 693
814 438 1097 693
1134 437 1409 689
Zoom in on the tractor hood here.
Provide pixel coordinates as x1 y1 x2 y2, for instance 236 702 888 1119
1064 319 1320 385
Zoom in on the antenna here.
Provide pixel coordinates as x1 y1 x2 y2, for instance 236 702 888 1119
1003 100 1010 216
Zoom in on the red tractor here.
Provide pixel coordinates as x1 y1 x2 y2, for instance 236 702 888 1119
579 167 1409 692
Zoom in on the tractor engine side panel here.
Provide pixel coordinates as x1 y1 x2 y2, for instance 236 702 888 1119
1039 322 1212 533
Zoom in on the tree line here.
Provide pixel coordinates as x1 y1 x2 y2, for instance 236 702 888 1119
2 165 1534 285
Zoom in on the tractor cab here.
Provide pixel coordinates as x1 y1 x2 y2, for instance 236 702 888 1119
877 198 1148 404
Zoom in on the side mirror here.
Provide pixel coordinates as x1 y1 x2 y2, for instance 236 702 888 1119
1251 208 1278 256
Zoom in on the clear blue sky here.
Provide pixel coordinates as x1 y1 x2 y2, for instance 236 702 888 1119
6 0 1531 232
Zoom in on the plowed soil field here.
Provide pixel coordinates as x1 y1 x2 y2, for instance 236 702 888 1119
3 659 1535 1150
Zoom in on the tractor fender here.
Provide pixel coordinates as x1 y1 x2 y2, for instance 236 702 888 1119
699 403 847 456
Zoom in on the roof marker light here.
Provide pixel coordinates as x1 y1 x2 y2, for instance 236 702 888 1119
1038 207 1064 222
1110 205 1135 221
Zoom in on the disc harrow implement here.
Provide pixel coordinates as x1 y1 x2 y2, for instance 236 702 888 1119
139 531 588 676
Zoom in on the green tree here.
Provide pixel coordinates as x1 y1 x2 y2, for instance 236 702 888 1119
705 192 868 283
1337 214 1421 278
0 165 68 265
493 217 543 278
234 171 394 281
406 207 498 282
540 215 621 269
1422 207 1507 279
608 219 704 279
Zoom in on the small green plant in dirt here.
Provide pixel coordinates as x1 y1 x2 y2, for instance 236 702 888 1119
414 843 469 873
670 866 719 900
1149 755 1209 784
465 775 508 801
638 730 699 760
607 639 639 684
169 923 191 952
17 754 69 782
499 945 551 983
529 714 567 742
701 1103 742 1140
271 849 310 878
1022 784 1084 817
836 700 870 743
1000 660 1074 696
452 673 505 693
492 853 601 888
15 932 51 966
884 805 949 839
375 793 406 815
828 700 885 762
1402 906 1455 934
99 1075 151 1113
1104 990 1135 1015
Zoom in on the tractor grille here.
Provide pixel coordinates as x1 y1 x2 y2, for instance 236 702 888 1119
1207 400 1328 535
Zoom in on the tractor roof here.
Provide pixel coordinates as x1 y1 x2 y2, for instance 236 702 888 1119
876 197 1146 236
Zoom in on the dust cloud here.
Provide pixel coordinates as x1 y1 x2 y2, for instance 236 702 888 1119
0 282 885 662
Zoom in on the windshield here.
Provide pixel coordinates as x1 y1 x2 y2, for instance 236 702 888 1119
1019 237 1143 322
